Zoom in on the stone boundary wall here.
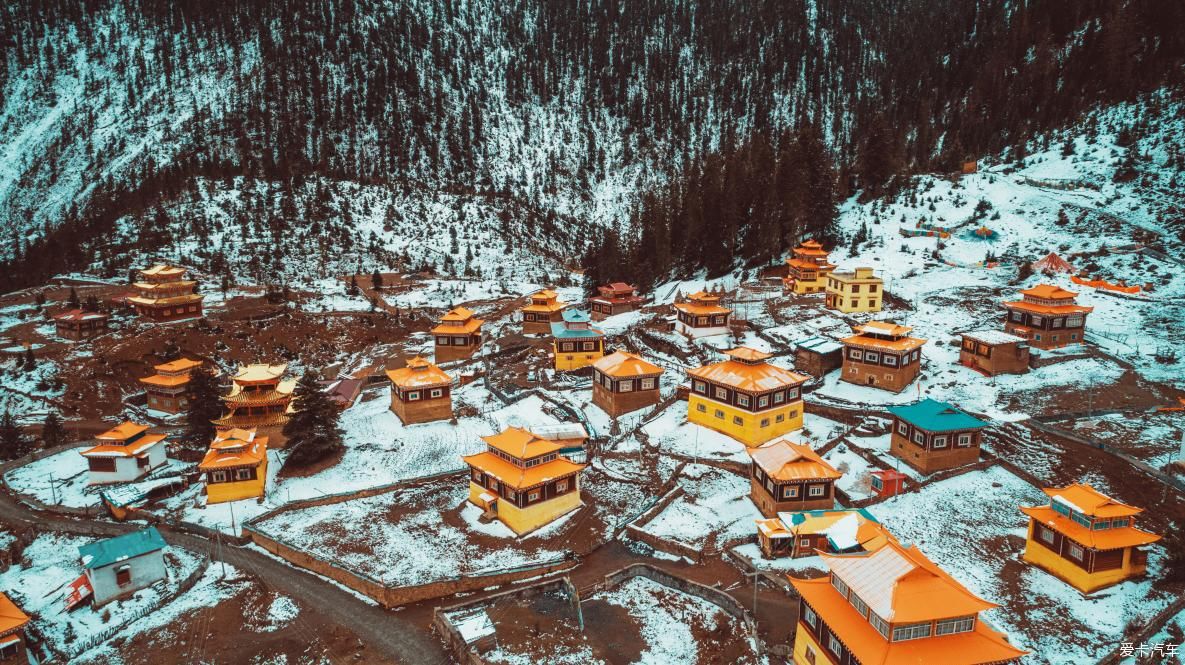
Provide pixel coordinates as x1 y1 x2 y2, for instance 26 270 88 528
243 469 584 608
433 578 572 665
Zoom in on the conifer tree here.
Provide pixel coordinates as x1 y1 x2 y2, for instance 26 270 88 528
41 411 66 449
283 369 344 466
0 411 28 460
67 287 80 309
183 366 222 450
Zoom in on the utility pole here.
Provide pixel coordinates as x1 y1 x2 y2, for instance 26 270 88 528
217 530 227 578
229 501 237 536
747 570 761 639
49 474 57 505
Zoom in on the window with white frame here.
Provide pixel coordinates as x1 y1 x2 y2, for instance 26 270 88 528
849 593 869 618
556 480 568 492
407 391 420 401
1039 525 1055 544
758 395 769 408
803 605 817 628
788 387 800 400
936 616 975 635
1031 315 1043 326
234 468 253 480
884 354 898 366
211 470 228 483
472 470 483 482
783 485 799 499
582 341 596 351
714 409 724 419
897 421 908 435
714 386 728 400
1068 542 1084 560
809 485 825 497
620 380 633 392
831 574 849 598
957 433 972 447
437 336 450 345
737 394 750 407
430 388 443 398
865 351 880 363
932 435 948 449
773 391 785 404
849 348 863 360
1011 311 1023 322
1067 316 1084 327
693 380 707 394
640 378 655 390
828 634 843 656
869 612 891 638
528 490 540 502
892 622 932 642
696 403 707 412
732 415 743 425
912 430 925 445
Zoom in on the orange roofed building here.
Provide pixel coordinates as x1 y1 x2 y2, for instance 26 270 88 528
783 240 836 294
749 439 841 517
756 508 890 559
386 357 453 425
840 322 926 393
0 592 31 665
432 307 484 363
790 539 1026 665
127 264 204 322
1003 284 1092 349
464 427 586 535
1020 483 1161 593
140 358 203 414
673 291 731 338
199 427 269 504
213 364 295 434
591 351 664 417
589 282 645 320
521 290 567 334
80 421 169 485
688 347 808 447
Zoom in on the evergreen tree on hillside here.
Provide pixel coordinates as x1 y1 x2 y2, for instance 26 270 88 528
283 369 344 467
371 269 384 291
1163 522 1185 583
66 287 80 309
0 411 29 460
41 411 66 449
183 366 222 450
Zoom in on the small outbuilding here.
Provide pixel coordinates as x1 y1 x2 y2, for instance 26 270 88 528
793 336 843 377
53 309 110 341
959 330 1030 376
78 527 167 606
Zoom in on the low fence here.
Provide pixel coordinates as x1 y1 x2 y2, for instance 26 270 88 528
62 553 211 662
243 470 582 608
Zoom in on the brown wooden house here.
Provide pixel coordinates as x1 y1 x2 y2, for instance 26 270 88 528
386 357 453 425
520 290 567 334
959 330 1030 376
432 307 484 362
793 336 843 377
591 351 664 417
53 309 110 341
839 322 926 393
755 508 890 559
1003 284 1092 349
588 282 645 319
0 592 30 665
887 398 988 474
749 440 842 517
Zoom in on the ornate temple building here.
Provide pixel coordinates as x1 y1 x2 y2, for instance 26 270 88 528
213 364 295 434
432 307 484 362
126 264 204 322
672 291 731 338
551 309 604 371
839 322 926 393
783 240 836 294
1002 284 1092 349
520 289 567 334
139 358 203 414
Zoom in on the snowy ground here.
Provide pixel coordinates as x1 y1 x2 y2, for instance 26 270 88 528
252 480 570 588
634 464 762 550
872 465 1176 665
72 563 300 665
822 441 880 502
476 575 764 665
3 446 95 508
1064 412 1184 465
0 532 205 659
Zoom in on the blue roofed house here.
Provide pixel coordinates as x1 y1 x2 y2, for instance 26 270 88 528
550 309 605 371
887 398 990 474
78 527 168 606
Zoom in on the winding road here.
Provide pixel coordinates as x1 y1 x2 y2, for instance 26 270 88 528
0 487 450 664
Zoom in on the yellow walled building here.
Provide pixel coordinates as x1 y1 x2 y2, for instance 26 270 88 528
687 347 808 447
463 427 586 536
551 309 604 371
198 427 269 504
1020 483 1160 593
826 268 884 313
783 240 836 294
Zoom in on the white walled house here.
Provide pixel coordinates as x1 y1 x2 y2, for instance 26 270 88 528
79 422 169 485
78 527 168 607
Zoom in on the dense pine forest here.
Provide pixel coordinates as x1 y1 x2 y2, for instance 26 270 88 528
1 0 1182 290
